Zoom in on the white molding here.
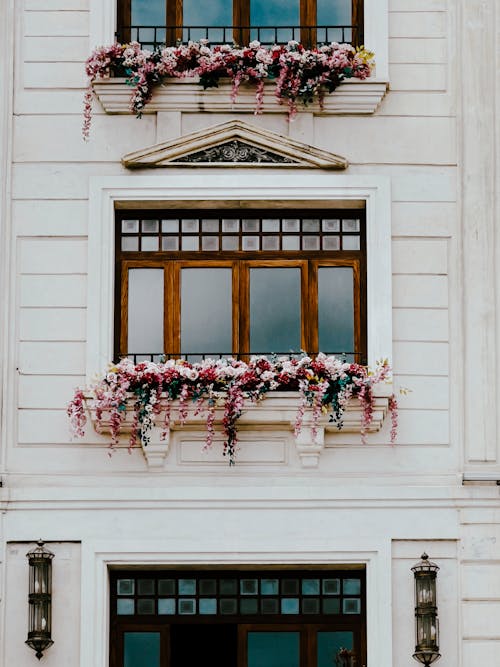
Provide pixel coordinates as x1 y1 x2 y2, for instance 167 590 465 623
94 78 388 117
80 538 393 667
86 173 392 382
88 1 390 79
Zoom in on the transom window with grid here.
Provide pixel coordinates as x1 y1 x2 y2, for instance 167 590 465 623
115 208 366 363
117 0 364 49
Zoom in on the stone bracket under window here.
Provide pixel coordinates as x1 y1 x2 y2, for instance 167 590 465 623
94 78 388 119
121 119 349 169
84 391 391 470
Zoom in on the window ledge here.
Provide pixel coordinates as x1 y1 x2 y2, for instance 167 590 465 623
84 389 391 470
93 77 388 116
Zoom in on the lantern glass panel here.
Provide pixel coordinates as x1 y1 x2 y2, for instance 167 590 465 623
416 574 436 607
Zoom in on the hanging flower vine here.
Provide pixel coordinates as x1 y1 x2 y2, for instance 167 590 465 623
83 40 374 139
68 354 397 465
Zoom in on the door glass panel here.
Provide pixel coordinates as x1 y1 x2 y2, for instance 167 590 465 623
128 269 164 358
317 631 354 667
318 267 354 359
248 631 300 667
250 268 301 354
317 0 352 43
251 0 299 43
124 632 160 667
183 0 232 42
181 268 232 357
131 0 165 25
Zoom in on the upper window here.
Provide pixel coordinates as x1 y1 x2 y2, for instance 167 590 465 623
115 208 366 364
117 0 364 48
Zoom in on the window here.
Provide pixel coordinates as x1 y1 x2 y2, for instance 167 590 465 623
115 208 366 363
117 0 364 48
110 569 366 667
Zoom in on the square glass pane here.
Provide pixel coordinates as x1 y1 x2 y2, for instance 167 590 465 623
179 579 196 595
202 219 219 233
282 236 300 250
323 579 340 595
261 579 279 595
178 599 196 615
282 579 299 595
122 220 139 233
248 632 300 667
302 598 320 614
222 236 239 250
131 0 165 24
137 579 155 595
343 598 361 614
251 0 299 26
117 579 135 596
317 631 354 667
158 598 176 615
199 598 217 615
342 236 360 251
243 219 259 232
202 236 219 251
122 237 139 251
137 599 155 615
243 236 260 251
262 236 280 250
220 598 238 615
241 579 258 595
117 598 134 615
222 219 239 232
283 219 300 232
241 598 259 614
124 632 160 667
199 579 217 595
322 219 340 232
302 579 320 595
281 598 299 614
262 219 280 232
303 236 320 251
182 219 199 233
162 219 179 233
322 598 340 614
322 236 340 251
303 219 320 232
142 219 159 233
182 237 199 251
162 237 179 251
141 237 159 251
220 579 237 595
261 598 279 614
343 578 361 595
342 219 360 232
184 0 232 28
158 579 176 596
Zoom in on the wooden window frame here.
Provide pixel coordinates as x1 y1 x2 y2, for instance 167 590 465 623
117 0 364 48
115 209 367 363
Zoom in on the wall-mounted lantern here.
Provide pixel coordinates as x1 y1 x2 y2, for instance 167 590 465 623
26 540 54 660
411 553 441 666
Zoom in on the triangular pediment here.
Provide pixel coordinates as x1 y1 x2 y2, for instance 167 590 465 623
122 120 348 169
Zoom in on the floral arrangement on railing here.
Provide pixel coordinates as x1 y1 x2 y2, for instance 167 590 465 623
83 40 374 139
68 354 397 464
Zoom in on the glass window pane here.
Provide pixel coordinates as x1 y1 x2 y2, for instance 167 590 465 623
248 632 300 667
122 220 139 233
241 598 259 614
222 236 239 251
262 219 280 232
318 267 354 355
243 236 260 251
137 599 155 615
222 219 239 233
202 219 219 233
158 598 176 615
317 631 354 667
117 599 134 615
243 219 259 232
162 219 179 233
343 579 361 595
182 219 199 233
179 599 196 614
262 236 280 251
220 579 237 595
158 579 176 595
250 268 301 354
342 236 360 251
323 598 340 614
261 579 279 595
178 579 196 595
343 598 361 614
137 579 155 595
261 598 279 614
199 599 217 615
283 219 300 232
184 0 232 27
141 237 159 251
200 579 217 595
281 598 299 614
124 632 160 667
303 598 320 614
282 579 299 595
323 579 340 595
251 0 299 27
241 579 258 595
122 237 139 251
131 0 165 25
220 598 238 615
317 0 351 25
302 579 320 595
181 268 232 355
117 579 135 596
128 269 164 355
142 220 159 233
182 237 199 251
162 237 179 251
282 236 300 251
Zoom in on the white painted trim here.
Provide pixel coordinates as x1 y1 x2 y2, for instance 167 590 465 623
80 538 393 667
88 0 389 79
87 174 392 381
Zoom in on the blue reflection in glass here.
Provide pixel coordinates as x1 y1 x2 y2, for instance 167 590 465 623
248 632 300 667
317 0 352 25
318 267 354 359
317 632 353 667
251 0 299 26
124 632 160 667
131 0 165 25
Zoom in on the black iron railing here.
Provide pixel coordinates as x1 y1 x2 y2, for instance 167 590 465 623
116 24 360 50
122 351 363 363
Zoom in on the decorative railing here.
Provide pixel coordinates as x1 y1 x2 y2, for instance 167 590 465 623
116 24 361 50
123 351 364 364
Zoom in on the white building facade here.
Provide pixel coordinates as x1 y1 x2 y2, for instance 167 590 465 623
0 0 499 665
